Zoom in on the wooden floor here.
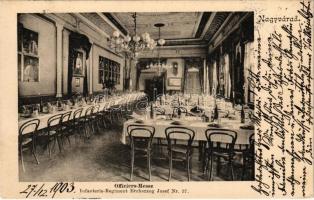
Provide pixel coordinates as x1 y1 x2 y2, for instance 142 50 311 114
19 119 253 182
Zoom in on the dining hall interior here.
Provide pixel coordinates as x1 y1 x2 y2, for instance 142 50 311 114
18 12 255 182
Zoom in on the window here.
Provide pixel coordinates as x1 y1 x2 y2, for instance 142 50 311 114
18 24 39 82
98 56 121 86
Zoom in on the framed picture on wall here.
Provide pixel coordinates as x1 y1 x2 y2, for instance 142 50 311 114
168 77 181 87
75 78 80 87
22 28 38 56
73 49 85 76
23 56 39 82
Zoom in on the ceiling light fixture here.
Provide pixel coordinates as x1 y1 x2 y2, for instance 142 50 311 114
109 12 156 60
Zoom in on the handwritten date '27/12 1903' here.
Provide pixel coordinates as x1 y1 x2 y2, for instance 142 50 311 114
20 182 75 198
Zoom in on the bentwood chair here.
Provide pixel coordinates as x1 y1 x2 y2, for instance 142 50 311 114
19 118 40 172
127 124 155 181
71 108 84 142
91 104 101 134
41 113 63 157
241 133 254 180
82 106 95 138
205 129 237 181
165 126 195 181
100 102 111 128
60 110 72 148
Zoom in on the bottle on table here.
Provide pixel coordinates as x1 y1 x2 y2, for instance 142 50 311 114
241 104 245 123
178 107 181 119
150 103 154 119
39 96 43 113
214 103 219 122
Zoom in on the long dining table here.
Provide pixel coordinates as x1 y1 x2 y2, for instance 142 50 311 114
121 115 254 145
18 93 146 134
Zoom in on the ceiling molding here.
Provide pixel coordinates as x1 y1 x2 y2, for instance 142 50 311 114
192 12 204 37
200 12 216 39
208 12 251 54
207 12 234 45
73 13 109 38
102 13 129 36
97 13 127 37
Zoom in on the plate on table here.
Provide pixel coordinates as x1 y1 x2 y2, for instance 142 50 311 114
20 113 32 118
208 122 220 128
240 124 254 130
171 121 185 125
228 114 236 120
134 119 144 124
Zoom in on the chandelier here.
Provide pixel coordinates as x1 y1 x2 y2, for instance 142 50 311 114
145 23 166 70
109 12 158 59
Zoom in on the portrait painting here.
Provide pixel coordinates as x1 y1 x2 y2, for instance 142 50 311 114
23 56 39 82
73 49 85 76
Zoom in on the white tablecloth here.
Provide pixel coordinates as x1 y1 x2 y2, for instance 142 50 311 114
19 93 146 134
121 116 253 145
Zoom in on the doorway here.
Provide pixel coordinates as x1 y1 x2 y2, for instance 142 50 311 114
144 76 164 102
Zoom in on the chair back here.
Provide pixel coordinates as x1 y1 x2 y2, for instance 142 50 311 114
127 124 155 149
47 113 63 131
165 126 195 150
93 104 100 114
84 106 94 119
73 108 83 120
205 128 237 153
61 111 72 124
19 118 40 136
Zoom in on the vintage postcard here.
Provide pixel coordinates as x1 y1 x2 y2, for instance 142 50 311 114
0 0 313 198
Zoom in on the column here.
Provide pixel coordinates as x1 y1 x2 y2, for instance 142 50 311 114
55 23 64 98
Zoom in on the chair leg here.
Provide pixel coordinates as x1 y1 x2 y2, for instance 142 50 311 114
209 153 213 181
187 154 190 181
47 139 51 158
66 135 71 147
130 149 134 181
19 145 25 172
230 158 234 181
32 142 40 165
198 141 203 161
168 151 173 181
56 136 62 153
148 151 151 181
241 156 247 180
216 157 221 176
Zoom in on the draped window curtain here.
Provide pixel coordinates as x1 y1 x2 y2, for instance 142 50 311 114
198 64 204 93
182 63 188 93
224 54 231 99
212 61 217 95
243 41 254 104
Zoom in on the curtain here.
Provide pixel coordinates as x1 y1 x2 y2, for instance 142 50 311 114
224 54 231 98
198 62 204 94
182 62 188 93
212 61 217 95
243 41 254 104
